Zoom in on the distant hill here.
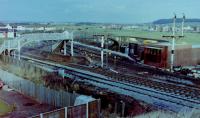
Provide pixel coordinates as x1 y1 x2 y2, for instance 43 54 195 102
153 18 200 24
0 22 5 26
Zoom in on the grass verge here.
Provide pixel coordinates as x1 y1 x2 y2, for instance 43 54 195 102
0 98 13 116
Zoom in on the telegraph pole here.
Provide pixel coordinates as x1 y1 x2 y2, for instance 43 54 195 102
71 32 74 56
171 14 176 71
101 36 104 68
181 13 185 36
163 14 185 72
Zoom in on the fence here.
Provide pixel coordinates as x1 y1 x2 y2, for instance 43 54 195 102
0 68 79 107
31 99 101 118
0 56 101 117
1 55 50 75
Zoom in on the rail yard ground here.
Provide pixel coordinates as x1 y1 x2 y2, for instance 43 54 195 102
0 24 200 117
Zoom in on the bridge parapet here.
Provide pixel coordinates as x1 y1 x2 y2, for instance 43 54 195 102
0 32 72 54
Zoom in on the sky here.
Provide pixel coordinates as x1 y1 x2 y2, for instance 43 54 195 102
0 0 199 24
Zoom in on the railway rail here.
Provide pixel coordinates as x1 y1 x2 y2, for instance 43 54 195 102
11 54 200 112
67 63 200 101
16 44 200 112
64 44 200 88
21 46 200 96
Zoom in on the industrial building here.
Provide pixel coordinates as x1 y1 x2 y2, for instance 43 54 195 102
117 36 200 69
143 43 200 68
0 24 17 38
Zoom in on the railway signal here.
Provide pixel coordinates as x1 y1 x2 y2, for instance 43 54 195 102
101 36 104 68
182 13 186 36
162 13 185 72
71 32 74 56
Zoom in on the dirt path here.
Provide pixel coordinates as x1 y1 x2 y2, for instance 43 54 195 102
0 89 56 118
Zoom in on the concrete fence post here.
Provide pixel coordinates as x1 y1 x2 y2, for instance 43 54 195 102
40 113 43 118
65 107 68 118
114 102 117 114
86 102 89 118
98 99 101 118
121 101 125 117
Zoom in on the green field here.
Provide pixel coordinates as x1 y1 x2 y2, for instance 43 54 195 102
60 25 200 45
0 99 12 116
1 25 200 45
84 28 200 45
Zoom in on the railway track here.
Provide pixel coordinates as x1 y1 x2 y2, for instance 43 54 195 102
18 44 200 111
13 54 200 112
67 63 200 101
21 46 200 95
67 44 200 90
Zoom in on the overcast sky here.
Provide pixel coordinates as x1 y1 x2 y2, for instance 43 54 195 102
0 0 199 23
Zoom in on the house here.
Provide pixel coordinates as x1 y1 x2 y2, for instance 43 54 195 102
0 24 17 38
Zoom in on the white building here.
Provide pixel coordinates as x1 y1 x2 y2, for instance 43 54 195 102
17 26 26 31
0 24 16 38
5 24 12 30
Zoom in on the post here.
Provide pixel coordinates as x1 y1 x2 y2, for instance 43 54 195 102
18 40 21 60
106 35 108 68
114 56 117 68
13 50 16 58
8 40 10 56
3 42 5 55
121 101 125 117
51 40 53 52
64 40 67 55
101 36 104 68
114 102 117 114
182 14 185 36
40 113 43 118
65 107 68 118
12 27 14 38
171 14 176 72
86 102 89 118
98 99 101 118
71 33 74 56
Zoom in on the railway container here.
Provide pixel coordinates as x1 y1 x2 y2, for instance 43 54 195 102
143 45 168 68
